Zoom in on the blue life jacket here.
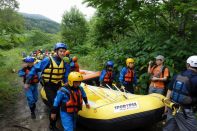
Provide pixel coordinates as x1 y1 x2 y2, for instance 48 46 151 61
171 73 193 105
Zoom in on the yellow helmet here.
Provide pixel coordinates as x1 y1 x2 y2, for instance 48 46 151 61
68 72 83 87
126 58 134 66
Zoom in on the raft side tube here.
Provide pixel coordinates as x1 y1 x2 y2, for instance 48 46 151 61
78 107 164 131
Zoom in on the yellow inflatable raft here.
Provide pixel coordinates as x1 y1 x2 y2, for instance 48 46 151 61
40 83 165 130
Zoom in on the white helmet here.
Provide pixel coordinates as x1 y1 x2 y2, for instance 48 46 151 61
187 55 197 67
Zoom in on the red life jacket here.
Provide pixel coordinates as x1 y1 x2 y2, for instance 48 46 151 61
124 69 134 82
74 63 79 72
23 67 39 84
63 88 83 113
71 62 79 72
104 71 113 83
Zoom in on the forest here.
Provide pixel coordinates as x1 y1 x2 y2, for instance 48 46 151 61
0 0 196 110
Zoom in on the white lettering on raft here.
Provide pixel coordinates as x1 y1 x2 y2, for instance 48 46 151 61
114 102 139 113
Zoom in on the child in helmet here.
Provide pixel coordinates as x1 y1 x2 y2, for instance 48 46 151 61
51 72 90 131
18 56 39 119
119 58 137 93
99 61 115 87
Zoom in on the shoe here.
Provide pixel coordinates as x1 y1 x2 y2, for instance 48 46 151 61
30 104 36 119
31 112 36 119
49 125 59 131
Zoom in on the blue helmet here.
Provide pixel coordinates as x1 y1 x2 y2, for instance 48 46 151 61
106 61 114 67
24 56 34 63
54 42 67 51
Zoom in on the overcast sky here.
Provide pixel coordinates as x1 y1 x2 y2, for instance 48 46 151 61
16 0 96 23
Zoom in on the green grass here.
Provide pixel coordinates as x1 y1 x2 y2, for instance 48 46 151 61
0 48 24 112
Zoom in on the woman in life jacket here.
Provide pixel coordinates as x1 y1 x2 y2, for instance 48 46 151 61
18 56 39 119
51 72 90 131
119 58 137 93
99 61 115 87
148 55 170 95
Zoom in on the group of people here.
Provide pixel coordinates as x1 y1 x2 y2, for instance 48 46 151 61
99 55 168 95
27 48 80 72
99 55 197 131
18 42 88 131
99 58 137 93
18 42 197 131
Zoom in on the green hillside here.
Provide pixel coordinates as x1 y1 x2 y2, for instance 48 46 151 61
21 13 60 34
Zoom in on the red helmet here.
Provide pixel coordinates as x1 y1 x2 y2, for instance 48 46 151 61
65 50 70 55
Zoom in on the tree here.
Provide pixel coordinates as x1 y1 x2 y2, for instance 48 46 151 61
26 30 54 46
0 0 24 34
61 6 88 49
83 0 197 94
83 0 141 46
0 0 19 10
0 8 24 34
0 0 24 49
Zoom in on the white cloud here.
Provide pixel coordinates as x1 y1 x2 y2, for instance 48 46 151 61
16 0 96 23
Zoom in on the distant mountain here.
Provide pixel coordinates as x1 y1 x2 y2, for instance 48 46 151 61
20 13 60 34
21 13 53 21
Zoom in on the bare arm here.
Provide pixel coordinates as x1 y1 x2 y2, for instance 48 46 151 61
166 90 172 99
156 77 167 81
148 64 152 74
148 61 153 74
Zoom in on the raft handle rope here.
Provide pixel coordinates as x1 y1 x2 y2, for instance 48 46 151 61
85 85 116 103
112 84 128 99
106 84 122 99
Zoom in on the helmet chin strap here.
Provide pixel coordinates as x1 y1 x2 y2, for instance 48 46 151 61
107 67 113 71
188 66 197 72
128 66 133 69
55 50 61 58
